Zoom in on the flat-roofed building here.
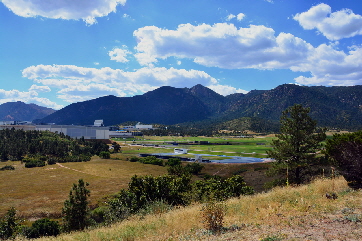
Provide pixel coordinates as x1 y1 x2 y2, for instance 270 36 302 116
36 125 109 139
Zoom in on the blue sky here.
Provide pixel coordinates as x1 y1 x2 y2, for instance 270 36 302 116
1 0 362 109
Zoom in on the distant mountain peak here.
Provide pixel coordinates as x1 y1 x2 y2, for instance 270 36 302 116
0 102 56 121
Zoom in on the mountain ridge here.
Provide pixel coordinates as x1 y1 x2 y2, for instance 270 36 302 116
7 84 362 130
0 101 55 122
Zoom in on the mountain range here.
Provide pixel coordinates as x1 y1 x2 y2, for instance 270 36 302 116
2 84 362 130
0 101 55 122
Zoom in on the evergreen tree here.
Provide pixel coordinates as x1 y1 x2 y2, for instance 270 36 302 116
267 104 326 184
325 130 362 189
62 179 90 231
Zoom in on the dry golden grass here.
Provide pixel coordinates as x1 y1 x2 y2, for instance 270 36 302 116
22 176 362 241
0 157 167 218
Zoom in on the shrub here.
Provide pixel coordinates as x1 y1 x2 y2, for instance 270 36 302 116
139 156 163 166
26 218 60 239
129 157 139 162
99 151 111 159
193 175 254 202
167 164 189 176
185 162 204 175
25 159 46 168
166 158 181 166
201 201 225 233
0 165 15 171
47 157 58 165
112 174 192 213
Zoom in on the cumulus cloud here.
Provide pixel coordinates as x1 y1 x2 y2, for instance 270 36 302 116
237 13 245 21
207 84 248 96
2 0 127 25
133 22 362 87
134 23 314 69
293 44 362 86
226 14 236 21
294 3 362 40
109 47 131 63
0 87 62 109
22 64 218 103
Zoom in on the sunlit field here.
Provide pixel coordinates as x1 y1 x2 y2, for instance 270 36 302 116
0 137 276 218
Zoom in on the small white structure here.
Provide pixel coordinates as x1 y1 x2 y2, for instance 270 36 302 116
191 155 203 162
135 122 153 129
174 148 188 154
94 120 104 127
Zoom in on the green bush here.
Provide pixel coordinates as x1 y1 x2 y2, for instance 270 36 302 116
25 159 46 168
166 158 181 166
193 175 254 201
0 165 15 171
112 175 192 213
139 156 163 166
185 162 204 175
26 218 60 239
99 151 111 159
167 164 190 176
129 157 139 162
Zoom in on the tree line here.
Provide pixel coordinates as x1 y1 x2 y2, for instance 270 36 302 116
0 128 109 165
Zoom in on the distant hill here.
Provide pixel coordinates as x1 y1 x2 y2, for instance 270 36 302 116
36 86 210 126
34 84 362 130
0 101 55 122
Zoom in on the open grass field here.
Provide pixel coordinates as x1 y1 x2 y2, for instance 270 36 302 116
116 135 275 158
28 177 362 241
0 157 167 218
0 138 276 218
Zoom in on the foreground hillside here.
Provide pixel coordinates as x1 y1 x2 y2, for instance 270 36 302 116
30 177 362 241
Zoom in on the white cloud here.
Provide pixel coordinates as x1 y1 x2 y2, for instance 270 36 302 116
109 47 131 63
294 3 362 40
207 84 248 96
22 65 218 103
293 44 362 86
134 23 313 69
133 22 362 87
226 14 236 21
2 0 127 25
29 84 51 92
237 13 245 21
0 87 62 109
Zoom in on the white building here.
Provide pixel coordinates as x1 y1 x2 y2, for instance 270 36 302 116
94 120 104 127
135 122 153 129
36 125 109 139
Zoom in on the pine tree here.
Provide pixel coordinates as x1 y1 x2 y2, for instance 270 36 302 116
267 104 326 184
62 179 90 231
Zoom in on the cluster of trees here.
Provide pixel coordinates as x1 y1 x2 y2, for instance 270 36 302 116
0 128 109 165
106 173 253 222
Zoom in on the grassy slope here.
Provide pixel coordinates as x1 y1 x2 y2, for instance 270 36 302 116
29 177 362 241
